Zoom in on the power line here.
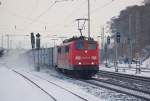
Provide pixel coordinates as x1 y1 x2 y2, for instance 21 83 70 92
62 0 114 31
83 0 115 16
0 7 49 32
28 0 75 25
23 0 74 31
1 0 115 33
64 0 87 20
24 1 57 26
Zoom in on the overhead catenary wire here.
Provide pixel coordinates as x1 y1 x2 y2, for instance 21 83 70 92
63 0 87 22
0 0 114 32
0 0 119 34
91 0 115 14
22 1 57 30
63 0 115 22
0 0 58 32
22 0 75 31
61 0 115 32
0 4 49 32
80 0 115 17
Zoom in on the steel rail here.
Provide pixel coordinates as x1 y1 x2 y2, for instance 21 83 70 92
12 70 57 101
84 79 150 101
28 72 89 101
98 70 150 82
97 70 150 93
13 69 88 101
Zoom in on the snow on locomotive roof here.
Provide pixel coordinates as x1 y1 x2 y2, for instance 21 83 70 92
62 36 94 43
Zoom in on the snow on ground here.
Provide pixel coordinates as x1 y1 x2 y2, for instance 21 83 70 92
30 68 140 101
0 66 102 101
0 49 35 71
143 57 150 68
15 69 101 101
0 49 148 101
100 59 150 78
0 49 104 101
0 67 53 101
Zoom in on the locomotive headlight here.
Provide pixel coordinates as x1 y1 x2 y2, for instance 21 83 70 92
91 56 96 60
75 56 81 60
91 62 94 65
78 62 82 65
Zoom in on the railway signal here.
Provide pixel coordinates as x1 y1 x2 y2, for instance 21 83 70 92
105 36 111 67
35 33 41 71
107 36 110 45
116 32 121 43
114 32 121 72
30 32 35 49
36 33 41 50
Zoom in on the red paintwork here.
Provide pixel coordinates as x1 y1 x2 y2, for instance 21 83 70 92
57 39 100 70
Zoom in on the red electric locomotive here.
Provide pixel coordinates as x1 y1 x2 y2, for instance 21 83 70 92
53 36 100 78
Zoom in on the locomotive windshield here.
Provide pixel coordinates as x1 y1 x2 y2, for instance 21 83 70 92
76 42 84 50
76 41 97 50
88 43 97 50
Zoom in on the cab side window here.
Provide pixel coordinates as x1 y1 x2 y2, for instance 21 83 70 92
65 45 69 54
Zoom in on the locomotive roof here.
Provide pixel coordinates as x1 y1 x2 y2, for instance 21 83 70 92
56 36 97 47
62 36 94 43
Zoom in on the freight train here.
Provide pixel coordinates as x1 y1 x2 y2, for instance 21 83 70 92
29 36 100 78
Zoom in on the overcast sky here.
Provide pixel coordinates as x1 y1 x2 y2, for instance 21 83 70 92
0 0 143 48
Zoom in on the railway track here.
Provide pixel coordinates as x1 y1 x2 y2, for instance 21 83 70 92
12 70 57 101
98 70 150 82
84 79 150 100
11 69 89 101
96 70 150 93
82 70 150 101
3 61 149 100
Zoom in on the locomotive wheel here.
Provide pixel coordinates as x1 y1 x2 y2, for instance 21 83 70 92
80 72 92 79
75 70 92 79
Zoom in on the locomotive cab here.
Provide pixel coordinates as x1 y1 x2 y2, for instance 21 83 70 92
72 40 99 76
55 36 100 78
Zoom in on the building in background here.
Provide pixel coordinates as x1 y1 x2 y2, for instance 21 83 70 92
110 3 150 61
144 0 150 4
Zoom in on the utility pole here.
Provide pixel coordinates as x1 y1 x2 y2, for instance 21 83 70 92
135 10 140 54
1 34 3 48
10 40 12 49
128 14 132 68
106 36 110 67
114 40 118 72
88 0 91 38
101 27 104 49
36 33 41 71
101 26 105 62
114 32 120 72
51 39 58 47
45 26 47 31
6 34 10 49
97 35 101 47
